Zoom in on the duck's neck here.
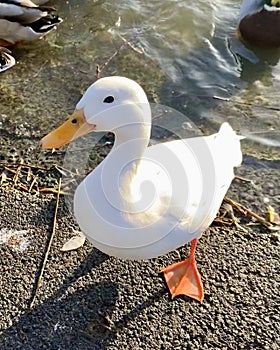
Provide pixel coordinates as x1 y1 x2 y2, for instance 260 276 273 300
111 122 151 176
100 122 151 211
114 122 150 155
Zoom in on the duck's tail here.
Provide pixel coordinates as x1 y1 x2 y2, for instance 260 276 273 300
27 14 62 34
0 47 15 73
217 122 244 168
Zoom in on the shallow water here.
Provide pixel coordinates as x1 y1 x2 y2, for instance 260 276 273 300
0 0 280 164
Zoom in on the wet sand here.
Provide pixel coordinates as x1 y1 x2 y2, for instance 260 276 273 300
0 157 279 350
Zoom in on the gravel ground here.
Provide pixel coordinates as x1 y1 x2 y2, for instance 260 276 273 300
1 2 279 348
0 156 279 350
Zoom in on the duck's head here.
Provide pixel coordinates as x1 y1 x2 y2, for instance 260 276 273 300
40 76 151 149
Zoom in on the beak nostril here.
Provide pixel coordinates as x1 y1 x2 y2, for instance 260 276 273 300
71 118 78 124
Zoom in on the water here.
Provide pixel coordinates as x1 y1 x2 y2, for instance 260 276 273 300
0 0 280 165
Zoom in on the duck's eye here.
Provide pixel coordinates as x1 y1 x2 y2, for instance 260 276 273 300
103 96 114 103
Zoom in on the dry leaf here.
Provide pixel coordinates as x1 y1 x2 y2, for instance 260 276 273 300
267 205 280 225
60 234 86 252
1 172 7 184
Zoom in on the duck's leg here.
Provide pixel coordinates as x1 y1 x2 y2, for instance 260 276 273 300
0 39 14 47
162 238 204 302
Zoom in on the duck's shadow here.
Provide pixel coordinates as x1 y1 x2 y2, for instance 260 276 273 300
1 242 168 350
1 248 118 349
239 47 280 83
228 35 280 83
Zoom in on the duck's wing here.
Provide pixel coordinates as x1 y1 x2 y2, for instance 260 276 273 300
0 1 45 23
31 0 49 4
142 122 243 232
0 0 62 44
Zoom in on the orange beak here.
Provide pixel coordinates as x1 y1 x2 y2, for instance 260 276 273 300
40 109 96 149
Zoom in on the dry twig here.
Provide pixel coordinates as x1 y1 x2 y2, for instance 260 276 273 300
212 95 280 112
224 195 274 229
29 177 62 310
95 35 144 79
96 43 126 80
118 34 144 54
0 161 65 195
0 160 51 172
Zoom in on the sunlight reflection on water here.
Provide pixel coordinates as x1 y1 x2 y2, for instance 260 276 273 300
0 0 279 161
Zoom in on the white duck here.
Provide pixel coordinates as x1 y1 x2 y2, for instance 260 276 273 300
0 0 62 46
41 76 243 302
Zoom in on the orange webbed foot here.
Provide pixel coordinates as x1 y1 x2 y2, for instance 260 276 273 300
162 238 204 302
